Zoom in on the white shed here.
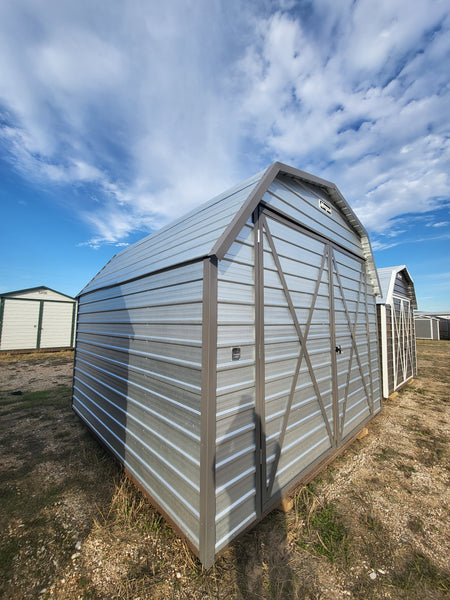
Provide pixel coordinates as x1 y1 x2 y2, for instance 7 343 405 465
376 266 418 398
0 286 77 352
73 162 382 566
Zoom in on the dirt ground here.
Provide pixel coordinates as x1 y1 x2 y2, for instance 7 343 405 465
0 341 449 600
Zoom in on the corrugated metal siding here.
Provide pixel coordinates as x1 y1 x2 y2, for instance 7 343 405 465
393 273 409 297
73 261 204 547
260 209 381 506
215 220 257 553
415 318 432 339
391 297 415 390
262 216 333 495
81 175 263 294
432 319 440 340
438 318 450 340
264 175 364 260
333 248 381 440
0 299 40 350
40 302 76 348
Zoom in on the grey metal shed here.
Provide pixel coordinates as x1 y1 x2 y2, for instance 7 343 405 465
0 286 77 352
414 315 441 340
376 266 417 398
72 162 382 566
415 312 449 340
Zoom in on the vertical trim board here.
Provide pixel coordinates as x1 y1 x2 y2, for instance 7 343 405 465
200 257 218 567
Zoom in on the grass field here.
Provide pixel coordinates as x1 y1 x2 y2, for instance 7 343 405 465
0 340 449 599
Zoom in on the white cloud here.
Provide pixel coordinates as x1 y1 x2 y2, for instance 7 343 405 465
234 4 450 232
427 221 449 228
0 0 449 246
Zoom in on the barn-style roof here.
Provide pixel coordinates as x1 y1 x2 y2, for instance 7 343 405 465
80 162 380 296
377 265 417 309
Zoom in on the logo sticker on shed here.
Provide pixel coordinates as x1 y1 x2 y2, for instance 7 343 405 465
319 199 332 215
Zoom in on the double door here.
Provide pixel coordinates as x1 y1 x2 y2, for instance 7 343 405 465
254 209 378 511
391 296 415 390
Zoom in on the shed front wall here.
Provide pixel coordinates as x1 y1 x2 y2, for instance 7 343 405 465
378 297 416 398
439 318 450 340
259 210 381 508
415 318 440 340
213 190 381 558
0 298 76 351
391 296 416 390
72 261 205 549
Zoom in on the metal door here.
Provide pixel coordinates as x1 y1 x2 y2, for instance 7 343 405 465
255 209 376 510
391 296 414 389
0 299 41 351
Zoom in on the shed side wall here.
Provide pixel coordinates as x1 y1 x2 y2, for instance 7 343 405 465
72 261 204 549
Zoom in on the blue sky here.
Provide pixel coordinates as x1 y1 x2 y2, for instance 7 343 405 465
0 0 449 311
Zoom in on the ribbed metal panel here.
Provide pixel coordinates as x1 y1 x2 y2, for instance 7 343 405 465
415 318 433 339
0 299 40 350
81 175 263 294
80 164 380 299
264 175 364 260
262 215 333 496
332 247 381 440
40 302 76 348
258 209 381 508
73 262 204 548
215 220 257 554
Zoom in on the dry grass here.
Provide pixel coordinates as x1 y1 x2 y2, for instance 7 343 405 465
0 341 449 599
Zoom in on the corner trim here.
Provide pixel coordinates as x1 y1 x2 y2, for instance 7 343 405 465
199 256 218 567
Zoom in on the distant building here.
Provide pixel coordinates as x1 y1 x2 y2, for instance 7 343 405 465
414 311 449 340
0 286 77 352
376 266 417 398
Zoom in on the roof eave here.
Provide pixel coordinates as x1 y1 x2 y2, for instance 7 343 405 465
0 285 75 300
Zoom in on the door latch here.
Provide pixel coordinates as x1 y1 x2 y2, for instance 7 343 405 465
335 345 342 354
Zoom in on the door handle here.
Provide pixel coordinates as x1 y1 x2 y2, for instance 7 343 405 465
335 345 342 354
